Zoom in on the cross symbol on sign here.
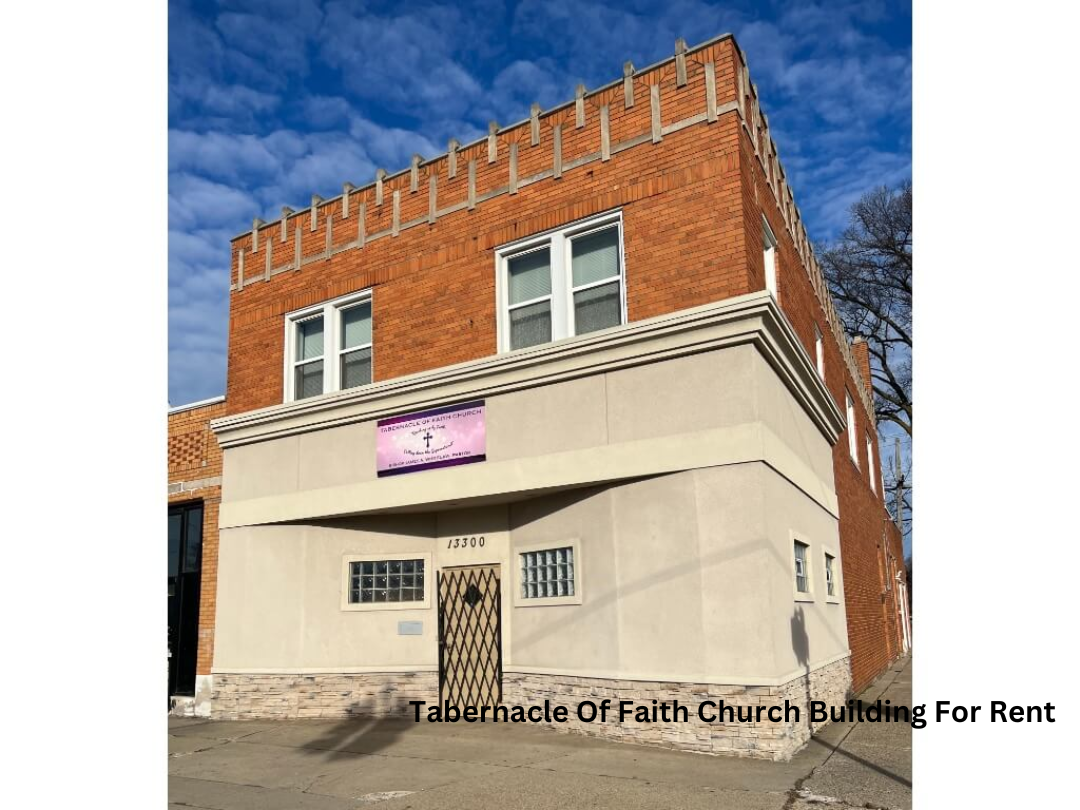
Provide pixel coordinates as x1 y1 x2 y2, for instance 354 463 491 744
423 430 434 449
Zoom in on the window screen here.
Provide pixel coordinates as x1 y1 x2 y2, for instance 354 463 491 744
571 227 619 287
340 303 373 389
294 315 325 399
508 248 551 304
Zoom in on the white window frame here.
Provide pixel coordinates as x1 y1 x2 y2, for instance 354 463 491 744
762 215 778 299
284 289 373 402
792 535 813 602
866 431 876 493
495 210 628 353
340 552 432 612
814 324 825 380
846 391 859 466
823 547 841 603
513 537 583 607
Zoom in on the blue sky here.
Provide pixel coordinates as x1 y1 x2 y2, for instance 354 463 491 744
169 0 911 407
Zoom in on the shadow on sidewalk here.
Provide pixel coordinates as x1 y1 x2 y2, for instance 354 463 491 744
805 658 913 790
294 697 418 761
808 735 912 788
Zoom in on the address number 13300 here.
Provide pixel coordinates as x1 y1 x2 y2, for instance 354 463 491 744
447 536 485 549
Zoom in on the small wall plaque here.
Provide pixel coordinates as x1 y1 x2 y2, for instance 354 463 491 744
398 621 423 636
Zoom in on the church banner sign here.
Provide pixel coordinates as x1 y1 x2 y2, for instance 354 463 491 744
376 400 487 477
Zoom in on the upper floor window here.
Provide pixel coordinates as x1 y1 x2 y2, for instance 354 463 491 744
497 212 626 352
814 324 825 380
846 390 859 465
285 291 372 402
866 431 876 493
824 552 837 597
762 216 778 298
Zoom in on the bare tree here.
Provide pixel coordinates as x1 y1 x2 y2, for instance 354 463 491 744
820 182 912 436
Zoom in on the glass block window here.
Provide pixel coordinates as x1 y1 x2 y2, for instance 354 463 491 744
349 559 425 604
825 553 836 596
521 546 575 599
498 212 624 352
794 541 809 593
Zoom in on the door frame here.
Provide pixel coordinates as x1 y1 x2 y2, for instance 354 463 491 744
168 500 204 697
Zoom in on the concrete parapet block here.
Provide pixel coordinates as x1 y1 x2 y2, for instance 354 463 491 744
251 219 264 252
341 184 354 218
447 139 459 178
487 122 499 164
410 154 422 192
375 169 387 206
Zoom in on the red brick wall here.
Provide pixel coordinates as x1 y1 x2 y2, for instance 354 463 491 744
168 399 226 676
224 39 747 413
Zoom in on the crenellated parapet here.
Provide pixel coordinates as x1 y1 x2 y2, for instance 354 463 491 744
229 32 872 418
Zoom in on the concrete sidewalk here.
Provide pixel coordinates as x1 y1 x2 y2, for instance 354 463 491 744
169 658 911 810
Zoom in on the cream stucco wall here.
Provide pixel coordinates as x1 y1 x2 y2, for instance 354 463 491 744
211 296 849 685
213 464 847 684
219 345 837 526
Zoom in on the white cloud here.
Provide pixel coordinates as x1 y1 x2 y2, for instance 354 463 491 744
167 0 911 403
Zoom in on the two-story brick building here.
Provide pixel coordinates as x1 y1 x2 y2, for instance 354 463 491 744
202 33 907 760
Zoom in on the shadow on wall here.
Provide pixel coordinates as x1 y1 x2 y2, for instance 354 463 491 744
790 604 812 729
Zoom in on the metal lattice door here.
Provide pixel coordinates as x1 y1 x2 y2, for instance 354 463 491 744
438 565 502 707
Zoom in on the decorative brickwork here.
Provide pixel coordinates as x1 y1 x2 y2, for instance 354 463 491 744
503 657 852 761
212 672 438 719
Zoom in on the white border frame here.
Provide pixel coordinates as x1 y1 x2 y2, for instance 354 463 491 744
762 214 778 299
845 389 859 467
340 551 433 612
865 430 876 493
512 537 583 608
284 289 373 403
814 323 825 380
495 210 628 354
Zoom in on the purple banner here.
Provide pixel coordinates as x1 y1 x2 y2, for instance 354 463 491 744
376 401 486 477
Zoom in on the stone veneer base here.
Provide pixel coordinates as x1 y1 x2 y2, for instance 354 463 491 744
503 656 852 761
210 658 850 761
212 671 438 720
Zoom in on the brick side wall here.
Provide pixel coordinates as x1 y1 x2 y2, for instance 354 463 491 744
737 112 907 692
168 399 226 676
